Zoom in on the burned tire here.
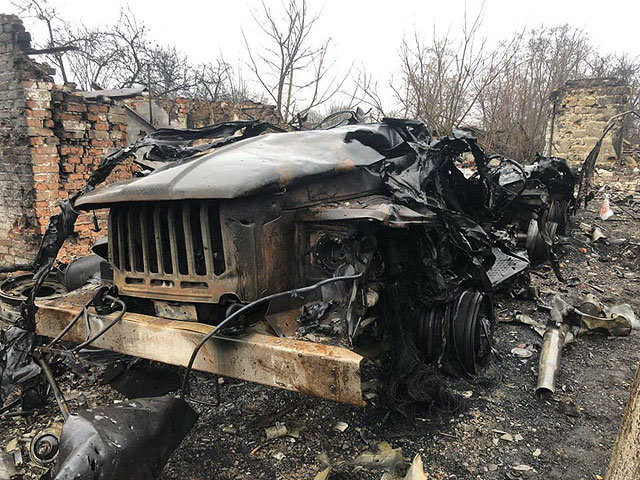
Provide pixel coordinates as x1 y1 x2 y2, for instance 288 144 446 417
418 290 495 376
449 290 495 376
418 302 449 366
526 219 558 265
0 273 67 327
548 200 569 235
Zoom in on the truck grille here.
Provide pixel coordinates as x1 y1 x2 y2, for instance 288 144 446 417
108 200 226 288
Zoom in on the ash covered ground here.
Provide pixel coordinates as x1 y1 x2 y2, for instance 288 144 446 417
1 190 638 480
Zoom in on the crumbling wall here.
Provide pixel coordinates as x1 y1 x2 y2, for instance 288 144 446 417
49 88 131 262
125 96 280 134
549 78 631 167
0 15 131 265
0 14 51 264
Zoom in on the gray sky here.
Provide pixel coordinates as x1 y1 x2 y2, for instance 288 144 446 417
2 0 638 110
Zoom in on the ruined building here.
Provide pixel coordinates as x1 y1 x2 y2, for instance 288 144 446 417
547 78 631 167
0 15 279 265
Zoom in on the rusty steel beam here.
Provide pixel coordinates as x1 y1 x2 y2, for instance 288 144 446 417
35 291 365 406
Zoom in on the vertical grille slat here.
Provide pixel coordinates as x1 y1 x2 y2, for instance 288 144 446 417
200 202 214 276
167 204 180 276
108 200 226 291
117 208 127 271
182 203 196 276
126 210 135 271
153 205 164 275
208 202 226 275
140 206 149 273
109 208 118 268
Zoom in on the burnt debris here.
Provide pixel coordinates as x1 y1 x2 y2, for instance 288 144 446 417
51 396 197 480
0 113 580 476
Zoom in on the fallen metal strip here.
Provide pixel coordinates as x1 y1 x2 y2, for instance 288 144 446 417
35 293 364 406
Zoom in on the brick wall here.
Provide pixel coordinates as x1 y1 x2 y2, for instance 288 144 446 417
548 78 631 167
0 14 50 264
125 96 281 133
49 88 133 262
0 15 133 265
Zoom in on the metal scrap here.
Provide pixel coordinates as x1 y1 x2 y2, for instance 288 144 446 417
51 396 197 480
536 294 637 396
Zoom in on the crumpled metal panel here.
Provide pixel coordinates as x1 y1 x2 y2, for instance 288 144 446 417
52 396 197 480
295 195 439 227
75 124 402 207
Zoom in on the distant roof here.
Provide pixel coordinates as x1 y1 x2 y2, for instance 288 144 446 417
79 86 146 100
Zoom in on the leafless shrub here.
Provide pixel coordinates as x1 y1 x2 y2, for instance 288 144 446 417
243 0 347 124
391 7 520 136
477 25 592 159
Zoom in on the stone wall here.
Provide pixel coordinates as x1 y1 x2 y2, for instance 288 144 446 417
548 78 631 167
0 15 132 265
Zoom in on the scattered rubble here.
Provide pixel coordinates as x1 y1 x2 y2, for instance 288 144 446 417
0 107 638 480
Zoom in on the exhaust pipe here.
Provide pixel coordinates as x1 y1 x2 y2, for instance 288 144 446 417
536 324 568 396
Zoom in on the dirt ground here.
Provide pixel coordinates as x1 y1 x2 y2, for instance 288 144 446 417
1 189 639 480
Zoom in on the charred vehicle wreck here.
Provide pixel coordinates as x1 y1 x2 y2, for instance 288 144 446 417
0 116 575 477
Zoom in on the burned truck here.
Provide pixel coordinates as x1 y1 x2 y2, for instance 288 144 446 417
1 117 575 409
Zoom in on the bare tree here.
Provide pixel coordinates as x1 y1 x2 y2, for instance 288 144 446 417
392 6 519 136
345 67 387 119
106 8 149 88
12 0 72 82
62 26 119 90
477 25 592 159
243 0 346 123
588 52 640 144
147 44 197 97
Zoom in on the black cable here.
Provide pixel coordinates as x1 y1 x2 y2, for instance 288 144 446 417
180 273 363 401
34 353 70 420
70 296 126 353
46 297 94 348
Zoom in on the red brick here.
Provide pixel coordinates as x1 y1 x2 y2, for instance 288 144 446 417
26 109 51 118
56 112 80 121
32 164 58 174
31 146 58 155
25 100 46 109
60 146 83 156
26 126 54 137
65 103 87 113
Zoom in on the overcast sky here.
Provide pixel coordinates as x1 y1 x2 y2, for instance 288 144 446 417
2 0 638 110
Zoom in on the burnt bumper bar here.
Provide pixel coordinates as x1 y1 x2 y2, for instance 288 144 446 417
35 290 365 406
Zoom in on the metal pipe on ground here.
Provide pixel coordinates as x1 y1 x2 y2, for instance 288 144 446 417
535 324 568 396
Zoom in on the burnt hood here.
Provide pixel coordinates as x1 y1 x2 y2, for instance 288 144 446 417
75 123 401 208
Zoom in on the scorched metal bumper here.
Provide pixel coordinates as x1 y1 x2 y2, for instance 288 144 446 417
34 288 365 406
